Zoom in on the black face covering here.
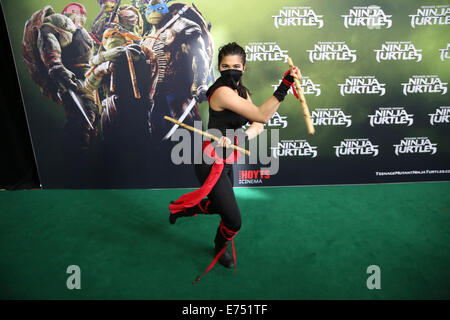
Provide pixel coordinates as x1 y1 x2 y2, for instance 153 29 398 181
220 69 243 89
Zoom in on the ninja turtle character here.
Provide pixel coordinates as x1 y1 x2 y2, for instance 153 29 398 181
22 3 101 187
87 4 151 126
140 0 214 141
86 5 158 187
87 3 146 93
91 0 119 43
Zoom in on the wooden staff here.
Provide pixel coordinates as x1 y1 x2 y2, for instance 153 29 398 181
287 57 315 135
85 66 96 78
85 60 99 78
110 71 115 92
94 89 101 108
164 116 251 156
125 47 141 99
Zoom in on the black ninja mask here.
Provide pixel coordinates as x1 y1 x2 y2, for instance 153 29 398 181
220 69 243 89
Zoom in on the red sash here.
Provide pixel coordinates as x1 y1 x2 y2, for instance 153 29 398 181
169 139 241 214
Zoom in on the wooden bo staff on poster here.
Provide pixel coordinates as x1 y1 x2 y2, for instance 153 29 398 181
125 46 141 99
164 116 251 156
85 46 140 98
110 69 115 92
287 57 315 135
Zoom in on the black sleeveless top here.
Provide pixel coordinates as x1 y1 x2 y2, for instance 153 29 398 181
206 77 249 136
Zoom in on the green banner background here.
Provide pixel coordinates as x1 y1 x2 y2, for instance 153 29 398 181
1 0 449 187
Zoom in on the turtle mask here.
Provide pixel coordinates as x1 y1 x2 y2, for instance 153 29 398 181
145 0 172 25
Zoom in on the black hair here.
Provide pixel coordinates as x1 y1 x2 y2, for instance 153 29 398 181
218 42 251 98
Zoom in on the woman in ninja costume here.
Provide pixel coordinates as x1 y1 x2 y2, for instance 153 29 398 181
168 42 301 283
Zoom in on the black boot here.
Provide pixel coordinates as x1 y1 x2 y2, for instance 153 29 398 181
169 202 199 224
169 201 183 224
169 199 213 224
214 228 235 268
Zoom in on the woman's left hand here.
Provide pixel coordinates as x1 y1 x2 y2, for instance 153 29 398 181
290 66 302 80
216 136 232 148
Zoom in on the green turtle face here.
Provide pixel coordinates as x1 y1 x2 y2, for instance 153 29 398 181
102 1 116 13
103 36 126 50
145 0 169 25
119 9 139 30
67 12 87 27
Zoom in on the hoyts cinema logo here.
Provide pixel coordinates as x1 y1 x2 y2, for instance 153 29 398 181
238 169 270 185
409 5 450 28
272 6 324 29
374 41 422 62
245 42 288 63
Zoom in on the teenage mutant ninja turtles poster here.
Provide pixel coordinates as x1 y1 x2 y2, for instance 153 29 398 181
1 0 449 189
2 0 216 188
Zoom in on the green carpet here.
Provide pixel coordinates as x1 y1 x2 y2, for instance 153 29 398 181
1 182 449 299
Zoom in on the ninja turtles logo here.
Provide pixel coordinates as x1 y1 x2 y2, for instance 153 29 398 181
243 112 288 130
368 107 414 127
245 42 289 63
401 75 448 95
311 108 352 127
265 112 288 129
334 139 379 157
374 41 423 63
409 5 450 28
341 6 392 29
271 140 318 158
272 6 324 29
271 76 321 96
429 106 450 125
307 41 357 63
393 137 438 155
439 44 450 61
338 76 386 96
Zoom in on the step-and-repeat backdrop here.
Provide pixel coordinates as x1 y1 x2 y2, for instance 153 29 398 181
1 0 449 188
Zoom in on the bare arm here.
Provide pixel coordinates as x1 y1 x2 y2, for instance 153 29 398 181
210 67 301 124
209 87 278 123
243 95 264 140
245 121 264 140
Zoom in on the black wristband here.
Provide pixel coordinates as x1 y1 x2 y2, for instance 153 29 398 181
273 73 294 102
